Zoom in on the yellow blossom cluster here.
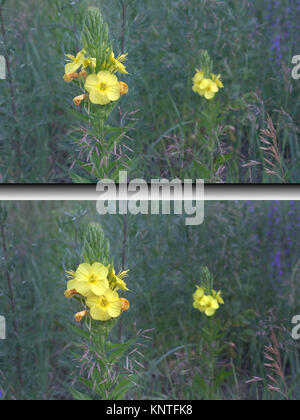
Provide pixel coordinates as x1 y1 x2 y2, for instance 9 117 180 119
192 69 224 100
193 286 224 317
63 49 129 106
64 262 130 322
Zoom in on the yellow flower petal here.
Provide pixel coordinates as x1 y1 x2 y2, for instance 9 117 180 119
98 70 118 85
205 308 216 317
92 262 109 277
90 279 109 296
107 300 122 317
89 90 111 105
106 83 121 101
200 295 210 306
90 306 111 321
204 91 215 100
85 74 101 93
199 79 210 89
65 62 80 75
73 281 92 296
75 263 92 280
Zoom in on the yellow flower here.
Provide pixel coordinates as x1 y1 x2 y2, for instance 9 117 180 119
211 73 224 89
193 78 219 100
73 94 88 107
192 69 204 85
65 50 87 74
193 286 205 301
119 82 129 96
85 71 121 105
212 289 224 305
74 310 88 323
110 52 128 74
193 286 222 317
121 298 130 312
193 286 205 311
192 69 223 100
67 262 109 297
86 289 122 321
109 267 129 291
196 295 219 317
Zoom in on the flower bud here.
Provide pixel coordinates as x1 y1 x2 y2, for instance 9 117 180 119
119 82 129 96
74 310 88 323
79 70 88 80
73 94 88 107
64 289 78 299
64 72 79 83
120 298 130 312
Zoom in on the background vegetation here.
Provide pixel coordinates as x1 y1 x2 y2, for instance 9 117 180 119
1 201 300 400
0 0 300 183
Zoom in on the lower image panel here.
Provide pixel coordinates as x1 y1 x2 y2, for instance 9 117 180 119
0 201 299 401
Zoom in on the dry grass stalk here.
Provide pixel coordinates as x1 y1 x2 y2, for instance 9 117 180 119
263 328 289 400
259 115 286 182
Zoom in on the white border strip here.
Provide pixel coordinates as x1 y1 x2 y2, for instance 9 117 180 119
0 186 299 201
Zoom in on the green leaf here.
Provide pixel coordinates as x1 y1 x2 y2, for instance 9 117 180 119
106 340 136 364
68 108 90 123
69 388 93 400
69 172 93 184
111 377 135 400
192 374 209 397
69 324 91 341
214 368 232 387
215 153 233 168
192 161 210 179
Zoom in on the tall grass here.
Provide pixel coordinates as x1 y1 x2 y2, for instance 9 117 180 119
0 201 300 399
0 0 299 182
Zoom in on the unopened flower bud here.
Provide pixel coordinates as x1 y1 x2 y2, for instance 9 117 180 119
119 82 129 96
79 70 88 80
64 289 78 299
64 72 79 83
73 94 87 107
74 310 88 323
120 298 130 312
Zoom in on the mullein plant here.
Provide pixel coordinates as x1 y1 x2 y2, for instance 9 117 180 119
191 50 228 182
64 223 136 400
192 267 229 399
63 7 131 183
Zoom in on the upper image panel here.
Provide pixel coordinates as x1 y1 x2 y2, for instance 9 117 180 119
0 0 299 183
